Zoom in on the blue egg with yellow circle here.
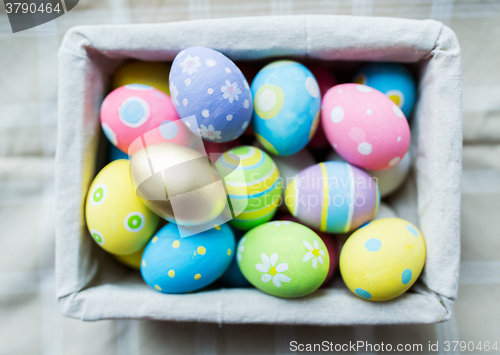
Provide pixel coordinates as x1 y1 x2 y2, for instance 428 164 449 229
251 60 321 156
141 222 235 294
353 62 416 118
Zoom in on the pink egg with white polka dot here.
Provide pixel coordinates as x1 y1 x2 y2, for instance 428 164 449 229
321 84 410 171
100 84 192 155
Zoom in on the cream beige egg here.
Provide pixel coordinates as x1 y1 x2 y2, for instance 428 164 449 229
129 143 227 226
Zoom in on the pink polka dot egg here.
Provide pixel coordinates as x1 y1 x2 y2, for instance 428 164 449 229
321 84 411 171
100 84 192 155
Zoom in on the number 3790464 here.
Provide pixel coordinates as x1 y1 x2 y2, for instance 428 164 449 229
5 2 62 14
444 341 498 352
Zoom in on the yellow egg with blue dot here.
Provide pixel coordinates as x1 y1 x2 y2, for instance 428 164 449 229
339 218 426 301
141 222 235 293
85 159 160 255
215 146 282 231
112 60 171 95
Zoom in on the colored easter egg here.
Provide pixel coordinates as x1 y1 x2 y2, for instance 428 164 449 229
326 149 412 198
219 228 252 287
322 83 411 171
251 60 321 156
237 221 329 298
353 62 416 118
215 146 282 230
112 61 171 95
278 214 338 286
100 84 192 155
339 218 426 301
141 222 235 293
169 47 253 142
85 160 160 255
113 245 145 270
307 66 338 149
129 142 227 226
284 161 380 234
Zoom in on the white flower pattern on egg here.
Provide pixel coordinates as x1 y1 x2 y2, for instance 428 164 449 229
170 82 179 107
199 124 221 141
221 80 242 103
237 237 246 262
255 252 291 288
180 55 201 75
302 240 325 269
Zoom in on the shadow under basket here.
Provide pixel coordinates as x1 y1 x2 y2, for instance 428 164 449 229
55 15 462 325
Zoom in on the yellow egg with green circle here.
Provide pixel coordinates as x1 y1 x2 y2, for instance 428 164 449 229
215 146 282 230
85 159 160 255
339 217 426 301
112 61 171 95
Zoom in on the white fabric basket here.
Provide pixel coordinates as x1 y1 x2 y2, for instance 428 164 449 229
55 15 462 325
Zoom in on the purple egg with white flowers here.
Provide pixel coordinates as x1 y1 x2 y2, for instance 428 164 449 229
169 47 253 142
284 161 380 234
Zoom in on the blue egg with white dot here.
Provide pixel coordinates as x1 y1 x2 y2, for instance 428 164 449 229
141 222 235 294
169 47 253 143
353 62 416 118
251 60 321 156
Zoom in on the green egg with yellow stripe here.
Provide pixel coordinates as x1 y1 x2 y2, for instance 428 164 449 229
215 146 282 230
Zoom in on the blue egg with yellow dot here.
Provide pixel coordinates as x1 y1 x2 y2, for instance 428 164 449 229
141 222 235 294
353 62 416 118
251 60 321 156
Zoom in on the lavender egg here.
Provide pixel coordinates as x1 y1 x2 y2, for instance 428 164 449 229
169 47 253 142
284 161 380 234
